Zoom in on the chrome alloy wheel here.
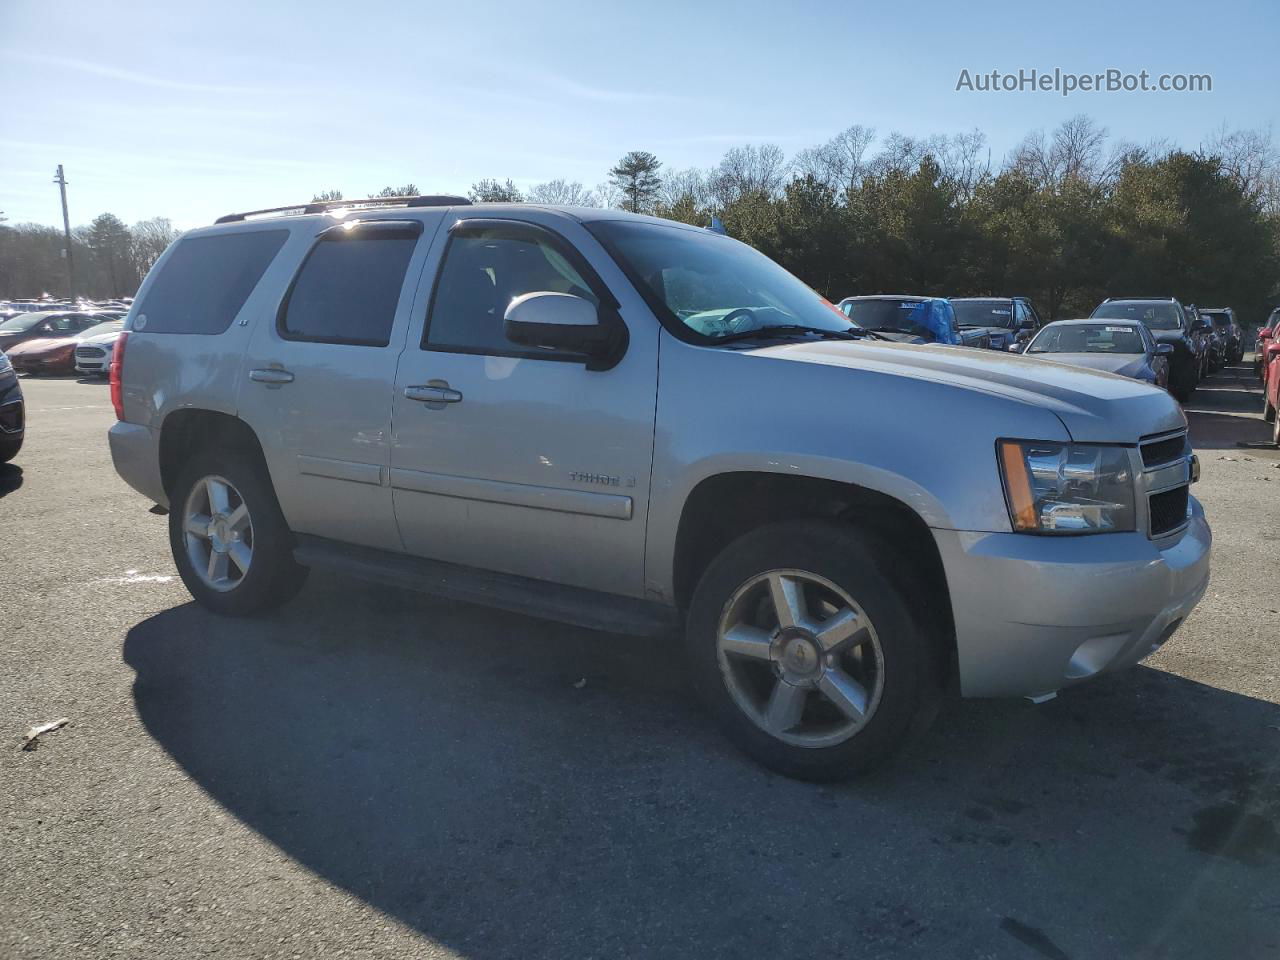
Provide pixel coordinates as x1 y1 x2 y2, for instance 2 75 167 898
716 570 885 749
183 475 253 592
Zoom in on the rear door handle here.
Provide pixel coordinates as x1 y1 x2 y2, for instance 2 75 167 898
405 383 463 404
249 368 295 384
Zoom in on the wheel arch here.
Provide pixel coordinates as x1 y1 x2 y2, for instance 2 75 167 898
158 408 270 499
669 470 956 685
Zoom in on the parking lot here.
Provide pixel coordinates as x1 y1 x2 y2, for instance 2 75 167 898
1 364 1278 960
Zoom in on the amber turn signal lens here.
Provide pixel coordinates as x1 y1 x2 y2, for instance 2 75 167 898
998 440 1038 532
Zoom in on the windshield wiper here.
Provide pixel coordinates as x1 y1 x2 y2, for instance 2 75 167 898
709 324 886 344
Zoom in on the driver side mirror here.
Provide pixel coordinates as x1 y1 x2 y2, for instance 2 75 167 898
1007 342 1025 354
503 292 625 371
1156 343 1174 355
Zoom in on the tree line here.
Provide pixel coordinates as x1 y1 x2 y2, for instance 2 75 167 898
0 212 179 301
6 115 1277 325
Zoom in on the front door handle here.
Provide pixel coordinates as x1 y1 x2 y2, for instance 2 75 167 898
404 383 463 404
249 368 295 385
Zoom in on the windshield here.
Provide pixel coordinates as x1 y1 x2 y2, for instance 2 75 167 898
1204 313 1231 327
586 220 853 340
843 298 950 338
952 300 1016 329
79 321 123 338
0 314 46 333
1028 323 1145 355
1091 300 1182 330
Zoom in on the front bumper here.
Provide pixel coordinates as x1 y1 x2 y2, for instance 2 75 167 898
934 496 1211 698
108 421 166 507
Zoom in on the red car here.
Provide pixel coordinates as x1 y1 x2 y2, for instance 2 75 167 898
1263 343 1280 446
7 320 123 375
1256 310 1278 381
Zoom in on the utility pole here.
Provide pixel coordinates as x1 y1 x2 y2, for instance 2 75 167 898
53 164 75 299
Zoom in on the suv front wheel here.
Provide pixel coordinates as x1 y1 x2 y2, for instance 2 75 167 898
169 450 307 616
687 521 937 781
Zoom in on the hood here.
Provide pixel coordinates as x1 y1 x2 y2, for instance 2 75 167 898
5 337 71 357
749 339 1185 442
1031 353 1151 380
875 330 929 345
80 330 123 347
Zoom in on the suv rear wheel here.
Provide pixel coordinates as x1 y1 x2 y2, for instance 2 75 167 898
686 520 937 781
169 449 307 616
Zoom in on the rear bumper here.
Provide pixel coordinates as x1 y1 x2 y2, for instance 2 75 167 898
108 421 166 507
935 496 1211 698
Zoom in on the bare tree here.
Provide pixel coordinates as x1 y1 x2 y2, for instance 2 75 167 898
793 124 876 196
526 179 596 206
592 180 623 209
130 217 179 280
1011 115 1111 187
709 143 788 207
937 129 991 201
310 190 344 202
1202 124 1280 210
659 167 711 209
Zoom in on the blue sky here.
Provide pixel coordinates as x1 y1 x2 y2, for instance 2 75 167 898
1 0 1276 229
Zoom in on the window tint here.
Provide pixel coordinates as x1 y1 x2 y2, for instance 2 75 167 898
281 230 418 346
426 225 598 354
136 230 287 335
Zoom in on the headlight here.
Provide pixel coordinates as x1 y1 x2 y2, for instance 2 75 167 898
998 440 1135 534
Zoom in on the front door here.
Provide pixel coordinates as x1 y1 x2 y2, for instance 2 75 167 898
390 212 658 598
238 216 441 551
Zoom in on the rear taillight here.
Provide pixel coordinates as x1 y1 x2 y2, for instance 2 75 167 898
109 332 128 420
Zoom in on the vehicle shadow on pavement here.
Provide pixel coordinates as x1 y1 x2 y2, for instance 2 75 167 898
123 580 1280 960
1184 361 1275 452
0 464 22 498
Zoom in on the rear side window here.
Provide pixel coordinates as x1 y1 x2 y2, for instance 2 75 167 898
135 230 288 335
280 227 419 346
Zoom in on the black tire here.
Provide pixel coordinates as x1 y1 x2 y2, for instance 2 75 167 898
0 435 20 464
168 447 307 616
686 520 940 782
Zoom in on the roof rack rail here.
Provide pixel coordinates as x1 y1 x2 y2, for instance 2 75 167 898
214 194 471 225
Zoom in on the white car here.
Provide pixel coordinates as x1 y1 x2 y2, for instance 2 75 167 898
74 323 125 377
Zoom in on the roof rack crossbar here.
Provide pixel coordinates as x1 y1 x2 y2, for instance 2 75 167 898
215 194 471 224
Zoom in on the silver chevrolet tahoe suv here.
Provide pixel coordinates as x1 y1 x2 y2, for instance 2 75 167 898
108 196 1211 780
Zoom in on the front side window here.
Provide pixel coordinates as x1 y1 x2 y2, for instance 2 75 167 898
281 227 419 346
136 230 288 335
587 219 850 342
425 224 598 354
1028 323 1146 355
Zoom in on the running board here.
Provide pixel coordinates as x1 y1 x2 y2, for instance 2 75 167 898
292 535 678 638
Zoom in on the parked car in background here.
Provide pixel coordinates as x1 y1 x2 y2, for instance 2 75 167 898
1091 298 1200 401
108 197 1209 780
838 296 990 348
1262 346 1280 446
75 321 127 377
0 311 102 353
1183 305 1214 377
949 297 1042 351
7 319 125 376
0 349 24 463
1256 308 1280 380
1198 307 1242 366
1014 319 1171 389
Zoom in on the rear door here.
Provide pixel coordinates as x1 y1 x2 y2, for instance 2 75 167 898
237 216 443 551
388 211 659 598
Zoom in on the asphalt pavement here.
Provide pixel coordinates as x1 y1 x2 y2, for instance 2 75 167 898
2 362 1278 960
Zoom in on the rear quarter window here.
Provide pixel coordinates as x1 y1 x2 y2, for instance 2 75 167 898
134 230 289 335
